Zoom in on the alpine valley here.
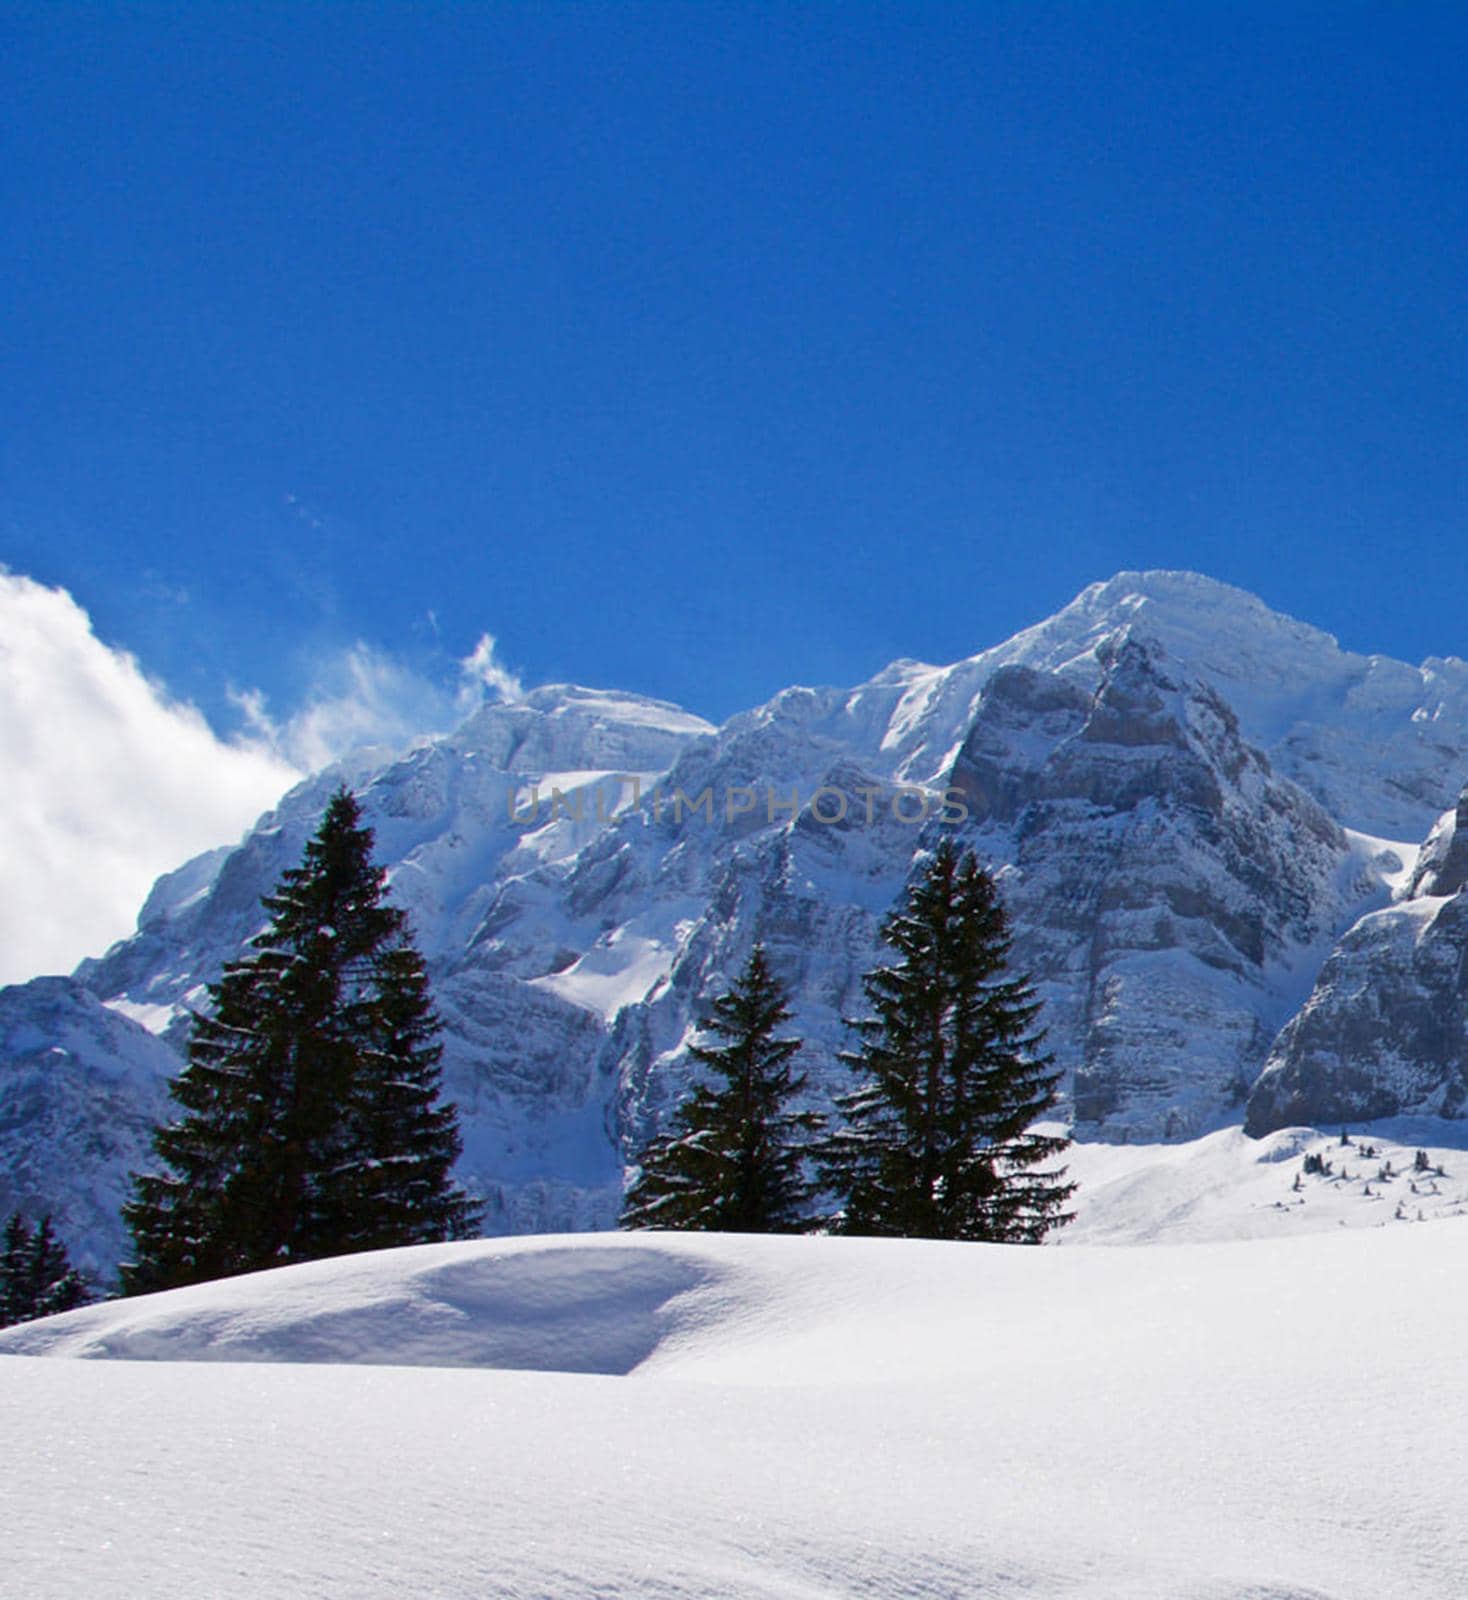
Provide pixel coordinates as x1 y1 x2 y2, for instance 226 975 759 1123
11 570 1468 1276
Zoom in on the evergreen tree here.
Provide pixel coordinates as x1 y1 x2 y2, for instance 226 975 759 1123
122 788 479 1294
623 944 824 1232
336 941 481 1251
0 1211 28 1326
818 839 1075 1242
0 1212 89 1327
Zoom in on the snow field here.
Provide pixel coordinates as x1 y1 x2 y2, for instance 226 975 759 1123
1063 1121 1468 1244
6 1221 1468 1597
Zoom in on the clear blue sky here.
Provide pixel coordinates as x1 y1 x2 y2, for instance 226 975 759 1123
5 1 1468 730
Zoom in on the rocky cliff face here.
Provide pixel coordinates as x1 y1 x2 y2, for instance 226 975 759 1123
948 635 1371 1139
5 571 1466 1271
1246 786 1468 1135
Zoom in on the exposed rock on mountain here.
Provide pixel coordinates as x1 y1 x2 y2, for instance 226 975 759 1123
1407 788 1468 900
950 634 1368 1139
1246 785 1468 1134
0 977 177 1276
951 571 1468 841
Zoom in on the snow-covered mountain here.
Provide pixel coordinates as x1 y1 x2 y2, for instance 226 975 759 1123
9 570 1468 1274
947 571 1468 839
0 976 177 1270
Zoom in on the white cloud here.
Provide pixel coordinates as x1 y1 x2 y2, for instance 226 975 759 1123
233 644 453 774
457 632 524 711
0 573 300 984
0 573 531 986
233 631 523 774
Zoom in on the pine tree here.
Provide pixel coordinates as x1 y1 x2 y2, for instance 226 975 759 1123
122 787 480 1294
623 944 824 1232
818 839 1075 1242
28 1216 90 1317
336 941 481 1251
0 1212 89 1327
0 1211 28 1326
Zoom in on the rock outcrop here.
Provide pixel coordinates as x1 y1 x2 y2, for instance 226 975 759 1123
951 635 1367 1139
1247 786 1468 1134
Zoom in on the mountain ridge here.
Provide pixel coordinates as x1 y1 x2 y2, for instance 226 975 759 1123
7 570 1468 1271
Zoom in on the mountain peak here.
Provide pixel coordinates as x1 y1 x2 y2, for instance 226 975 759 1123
450 683 715 774
992 570 1348 688
888 570 1468 839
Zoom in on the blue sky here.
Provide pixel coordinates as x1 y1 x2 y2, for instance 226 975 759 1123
6 1 1468 736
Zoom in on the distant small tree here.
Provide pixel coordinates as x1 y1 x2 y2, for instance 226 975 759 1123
0 1212 90 1328
818 839 1075 1243
623 945 824 1232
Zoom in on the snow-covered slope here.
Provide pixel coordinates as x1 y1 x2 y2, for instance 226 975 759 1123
7 1225 1468 1597
7 571 1468 1271
1063 1117 1468 1242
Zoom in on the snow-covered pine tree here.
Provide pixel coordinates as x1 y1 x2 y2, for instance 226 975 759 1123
818 838 1075 1243
0 1212 89 1327
122 787 480 1294
622 944 824 1232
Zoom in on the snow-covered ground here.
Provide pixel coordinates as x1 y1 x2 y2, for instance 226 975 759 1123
7 1189 1468 1598
1064 1119 1468 1243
